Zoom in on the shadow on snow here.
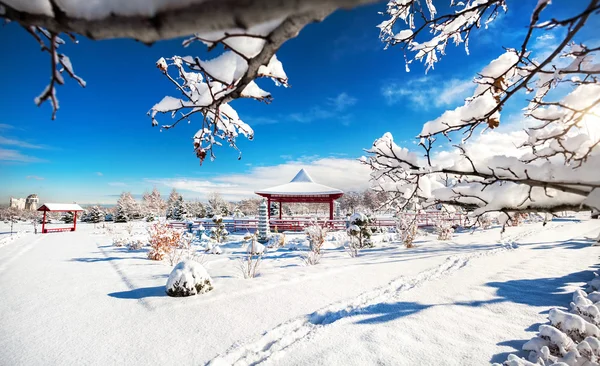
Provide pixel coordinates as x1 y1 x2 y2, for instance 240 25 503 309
108 286 166 299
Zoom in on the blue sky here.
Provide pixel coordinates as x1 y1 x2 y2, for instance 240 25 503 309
1 1 597 204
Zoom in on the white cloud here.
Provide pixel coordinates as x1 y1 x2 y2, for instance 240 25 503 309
0 123 14 130
0 136 44 149
328 92 357 111
382 76 475 108
146 157 371 201
26 175 45 180
108 182 127 187
0 148 44 163
96 172 103 176
287 92 355 124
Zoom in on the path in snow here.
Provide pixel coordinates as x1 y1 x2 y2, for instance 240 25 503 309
208 220 600 366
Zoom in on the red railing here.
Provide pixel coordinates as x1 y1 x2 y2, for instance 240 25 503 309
166 213 464 233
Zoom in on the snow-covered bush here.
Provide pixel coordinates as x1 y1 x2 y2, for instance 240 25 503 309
166 260 213 297
210 215 228 243
147 223 181 261
112 236 126 247
570 290 600 326
267 233 286 248
239 236 263 279
344 240 359 258
346 213 373 249
497 272 600 366
396 216 418 248
127 240 144 250
204 241 223 255
588 274 600 292
305 223 328 254
435 220 454 241
479 214 493 230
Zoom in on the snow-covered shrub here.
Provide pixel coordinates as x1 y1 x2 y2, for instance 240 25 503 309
239 236 263 279
147 223 181 261
344 238 359 258
588 273 600 292
588 291 600 303
549 308 600 341
396 216 418 248
210 215 228 243
346 213 373 249
112 236 126 247
577 336 600 364
267 233 286 248
203 241 223 255
435 220 454 241
510 212 528 227
301 251 322 266
127 240 144 250
305 223 328 254
570 290 600 325
479 213 493 229
166 260 213 297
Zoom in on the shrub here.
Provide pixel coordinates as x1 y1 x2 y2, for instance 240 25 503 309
127 240 144 250
305 223 328 254
479 213 492 229
147 223 181 261
166 260 213 297
346 213 373 249
239 235 263 278
210 215 228 243
396 216 418 248
435 220 454 241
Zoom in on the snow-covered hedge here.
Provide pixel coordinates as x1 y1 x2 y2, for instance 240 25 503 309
166 260 213 297
495 271 600 366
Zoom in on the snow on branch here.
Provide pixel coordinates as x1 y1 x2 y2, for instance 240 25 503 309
25 26 86 119
367 0 600 218
148 15 310 164
378 0 507 72
0 0 377 44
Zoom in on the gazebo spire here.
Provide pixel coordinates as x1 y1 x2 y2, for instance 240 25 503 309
290 168 314 183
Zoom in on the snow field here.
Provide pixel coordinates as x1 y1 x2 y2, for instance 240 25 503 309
0 217 598 365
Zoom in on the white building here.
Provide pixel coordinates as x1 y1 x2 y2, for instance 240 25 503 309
9 194 39 211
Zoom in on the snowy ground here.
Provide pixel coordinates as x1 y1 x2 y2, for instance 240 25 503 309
0 217 598 365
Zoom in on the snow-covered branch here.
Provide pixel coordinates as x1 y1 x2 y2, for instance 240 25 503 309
0 0 377 43
367 0 600 218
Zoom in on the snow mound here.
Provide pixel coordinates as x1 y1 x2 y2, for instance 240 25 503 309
166 260 213 297
247 241 265 255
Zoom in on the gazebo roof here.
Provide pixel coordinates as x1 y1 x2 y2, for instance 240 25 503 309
255 169 343 197
38 203 84 212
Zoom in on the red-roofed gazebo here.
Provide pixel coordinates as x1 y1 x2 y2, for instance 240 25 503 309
38 203 84 233
255 169 344 220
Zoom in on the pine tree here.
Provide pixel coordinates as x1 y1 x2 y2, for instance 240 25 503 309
171 196 187 221
143 187 165 219
62 211 74 224
114 193 130 223
166 188 181 220
89 206 104 223
347 213 374 249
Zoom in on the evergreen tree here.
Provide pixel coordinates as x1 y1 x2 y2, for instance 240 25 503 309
166 188 181 220
114 193 130 223
171 196 187 221
62 211 74 224
89 206 104 223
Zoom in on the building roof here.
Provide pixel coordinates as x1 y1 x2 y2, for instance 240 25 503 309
38 203 84 212
255 169 344 196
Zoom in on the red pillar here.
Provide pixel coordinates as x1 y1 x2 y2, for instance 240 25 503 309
279 201 282 219
267 197 271 220
73 211 77 231
329 199 334 221
42 211 46 234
